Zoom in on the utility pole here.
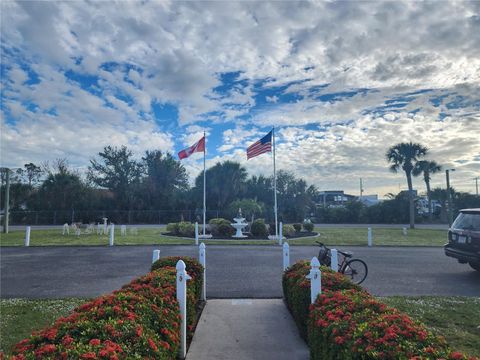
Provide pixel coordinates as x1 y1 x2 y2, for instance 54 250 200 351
446 169 455 227
3 168 10 234
475 177 479 196
360 178 364 200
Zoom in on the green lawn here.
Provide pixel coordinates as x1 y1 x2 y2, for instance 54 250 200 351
0 227 447 247
380 296 480 357
0 298 87 355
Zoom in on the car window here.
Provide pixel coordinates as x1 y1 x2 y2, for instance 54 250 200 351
452 213 480 231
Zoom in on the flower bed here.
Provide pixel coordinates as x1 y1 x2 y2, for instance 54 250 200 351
283 260 478 360
8 257 203 359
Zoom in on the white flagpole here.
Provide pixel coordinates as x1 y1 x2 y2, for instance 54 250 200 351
203 131 206 236
273 128 278 240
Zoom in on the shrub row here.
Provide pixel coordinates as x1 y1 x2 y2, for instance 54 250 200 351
283 260 477 360
9 257 203 360
166 221 195 237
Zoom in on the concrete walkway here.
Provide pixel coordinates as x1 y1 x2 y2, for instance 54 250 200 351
186 299 309 360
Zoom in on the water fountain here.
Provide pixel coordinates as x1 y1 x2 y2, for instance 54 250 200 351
231 208 248 238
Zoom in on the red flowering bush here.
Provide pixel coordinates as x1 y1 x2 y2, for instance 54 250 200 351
151 256 204 303
284 260 478 360
9 257 204 359
282 260 363 339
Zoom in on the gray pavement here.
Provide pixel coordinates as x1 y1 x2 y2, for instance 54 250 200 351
1 245 479 299
186 299 308 360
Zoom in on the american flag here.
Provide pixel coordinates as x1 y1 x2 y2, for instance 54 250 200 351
247 130 272 160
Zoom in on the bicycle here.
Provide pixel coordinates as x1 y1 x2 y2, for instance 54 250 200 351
316 241 368 284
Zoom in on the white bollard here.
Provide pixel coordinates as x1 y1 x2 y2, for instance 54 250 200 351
368 227 372 247
109 224 115 246
199 243 206 301
283 242 290 271
402 227 408 236
331 249 338 272
152 249 160 264
63 223 69 235
176 260 192 359
306 257 321 304
279 222 283 245
25 226 31 247
195 222 199 245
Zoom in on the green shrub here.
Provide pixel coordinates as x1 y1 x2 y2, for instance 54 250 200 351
303 222 314 232
282 260 362 340
10 264 206 359
293 223 302 232
284 260 469 359
150 256 204 335
151 256 204 304
178 221 195 237
166 222 180 235
251 219 268 237
282 224 295 237
209 218 235 237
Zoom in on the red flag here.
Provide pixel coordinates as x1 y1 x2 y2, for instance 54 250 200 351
178 136 205 159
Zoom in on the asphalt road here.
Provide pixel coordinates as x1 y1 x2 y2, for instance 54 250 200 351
1 245 478 299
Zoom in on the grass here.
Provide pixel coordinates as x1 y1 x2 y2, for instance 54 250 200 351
0 227 447 247
0 298 87 355
381 296 480 357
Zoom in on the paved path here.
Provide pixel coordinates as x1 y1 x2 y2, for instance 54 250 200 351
1 245 479 298
186 299 308 360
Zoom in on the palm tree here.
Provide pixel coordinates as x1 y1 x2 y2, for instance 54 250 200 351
386 142 428 229
413 160 442 221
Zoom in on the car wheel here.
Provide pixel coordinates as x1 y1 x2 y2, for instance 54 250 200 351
468 262 480 272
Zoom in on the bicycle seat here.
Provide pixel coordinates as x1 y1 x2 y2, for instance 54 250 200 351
338 250 353 258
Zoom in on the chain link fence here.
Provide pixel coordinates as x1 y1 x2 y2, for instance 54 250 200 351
4 209 283 226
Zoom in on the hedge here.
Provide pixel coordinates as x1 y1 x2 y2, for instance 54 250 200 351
283 260 478 360
8 257 204 360
282 260 362 340
208 218 235 237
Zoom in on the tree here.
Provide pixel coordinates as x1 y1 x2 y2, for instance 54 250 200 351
36 160 89 211
412 160 442 221
194 161 248 210
386 142 428 229
88 146 142 210
141 150 189 210
15 163 43 186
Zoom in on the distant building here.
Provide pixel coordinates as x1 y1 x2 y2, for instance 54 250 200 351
316 190 356 208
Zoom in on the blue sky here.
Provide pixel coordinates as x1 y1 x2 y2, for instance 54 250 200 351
1 1 479 196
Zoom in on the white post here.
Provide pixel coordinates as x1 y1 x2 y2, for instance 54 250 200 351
278 221 283 245
331 249 338 272
25 226 31 247
199 243 206 301
368 227 372 247
195 222 199 245
402 227 408 236
306 257 321 304
152 249 160 264
176 260 191 359
109 224 115 246
283 242 290 271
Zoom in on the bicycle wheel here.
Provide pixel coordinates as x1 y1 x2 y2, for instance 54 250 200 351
343 259 368 285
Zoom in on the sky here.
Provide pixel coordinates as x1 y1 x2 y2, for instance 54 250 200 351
1 0 479 198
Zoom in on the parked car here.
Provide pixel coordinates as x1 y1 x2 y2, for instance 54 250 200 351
444 208 480 271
